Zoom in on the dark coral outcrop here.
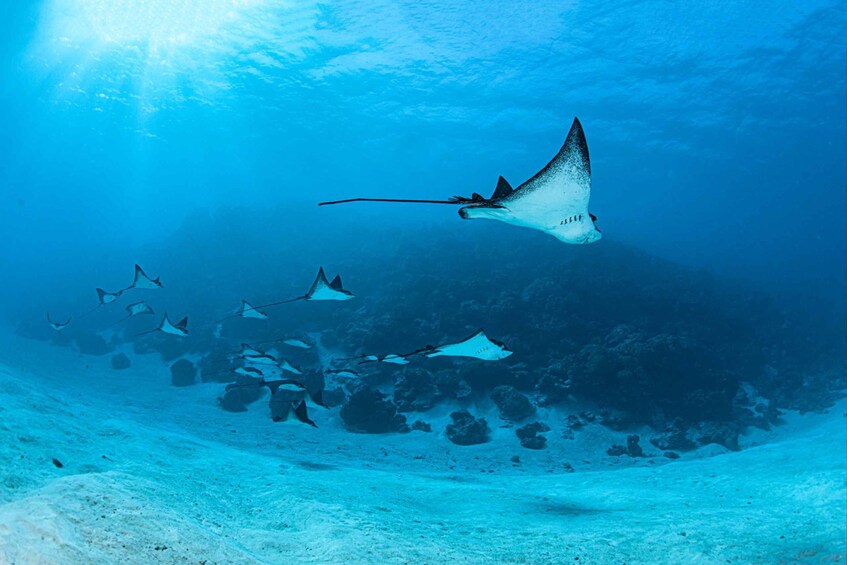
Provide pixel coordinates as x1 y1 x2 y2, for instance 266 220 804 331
445 410 490 446
110 353 131 370
515 421 551 450
491 385 535 422
340 386 409 434
170 359 197 387
393 369 439 412
607 434 644 457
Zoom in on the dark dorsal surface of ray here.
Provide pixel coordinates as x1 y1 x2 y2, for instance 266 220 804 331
292 400 317 427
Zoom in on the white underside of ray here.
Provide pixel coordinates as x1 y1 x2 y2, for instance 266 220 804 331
240 345 264 357
426 332 511 360
239 301 268 319
327 370 358 379
307 284 352 301
133 278 159 290
502 166 588 228
243 355 277 366
469 172 593 243
462 119 600 245
256 365 283 379
159 317 186 336
132 266 160 290
127 302 154 316
305 269 352 301
282 338 311 349
381 354 409 365
279 360 303 375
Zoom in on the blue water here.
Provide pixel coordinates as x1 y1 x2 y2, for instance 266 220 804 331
0 1 845 562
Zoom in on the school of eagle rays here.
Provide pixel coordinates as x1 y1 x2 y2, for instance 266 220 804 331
46 117 601 427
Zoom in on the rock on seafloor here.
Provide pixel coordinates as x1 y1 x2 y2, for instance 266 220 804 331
446 410 490 446
170 359 197 387
110 353 131 370
340 385 409 433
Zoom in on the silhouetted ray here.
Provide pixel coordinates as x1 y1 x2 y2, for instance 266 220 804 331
246 267 354 312
46 312 72 331
135 313 188 338
110 301 155 326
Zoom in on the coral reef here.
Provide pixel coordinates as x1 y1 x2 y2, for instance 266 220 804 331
393 369 439 412
170 359 197 387
607 435 644 457
490 385 535 422
340 386 409 434
515 422 551 450
411 420 432 432
445 410 490 446
649 419 696 452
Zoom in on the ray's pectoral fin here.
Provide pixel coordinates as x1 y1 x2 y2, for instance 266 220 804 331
293 401 318 427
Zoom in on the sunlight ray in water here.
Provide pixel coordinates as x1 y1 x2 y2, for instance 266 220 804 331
30 0 318 110
50 0 254 48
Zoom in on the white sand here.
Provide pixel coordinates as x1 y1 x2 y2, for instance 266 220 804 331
0 334 844 564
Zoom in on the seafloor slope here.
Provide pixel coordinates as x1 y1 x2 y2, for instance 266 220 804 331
0 334 844 564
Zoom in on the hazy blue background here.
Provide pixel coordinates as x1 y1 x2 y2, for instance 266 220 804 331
0 0 844 319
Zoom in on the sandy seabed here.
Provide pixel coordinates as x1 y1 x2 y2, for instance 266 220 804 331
0 334 844 564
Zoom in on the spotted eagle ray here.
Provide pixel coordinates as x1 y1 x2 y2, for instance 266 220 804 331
96 288 123 304
281 337 313 349
80 287 124 317
412 329 512 361
325 368 360 380
279 359 304 375
228 378 320 426
242 268 354 314
245 336 314 350
272 396 317 427
239 349 302 377
216 300 269 323
240 352 277 366
46 312 72 331
135 313 188 338
240 344 266 357
126 264 162 290
110 301 155 326
237 300 268 319
267 378 326 414
235 366 264 378
358 353 411 365
319 117 601 244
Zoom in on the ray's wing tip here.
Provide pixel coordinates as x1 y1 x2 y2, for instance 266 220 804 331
569 116 584 135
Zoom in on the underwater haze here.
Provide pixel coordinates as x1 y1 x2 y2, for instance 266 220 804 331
0 1 845 563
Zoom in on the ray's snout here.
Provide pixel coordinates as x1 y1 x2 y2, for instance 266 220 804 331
458 206 490 220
